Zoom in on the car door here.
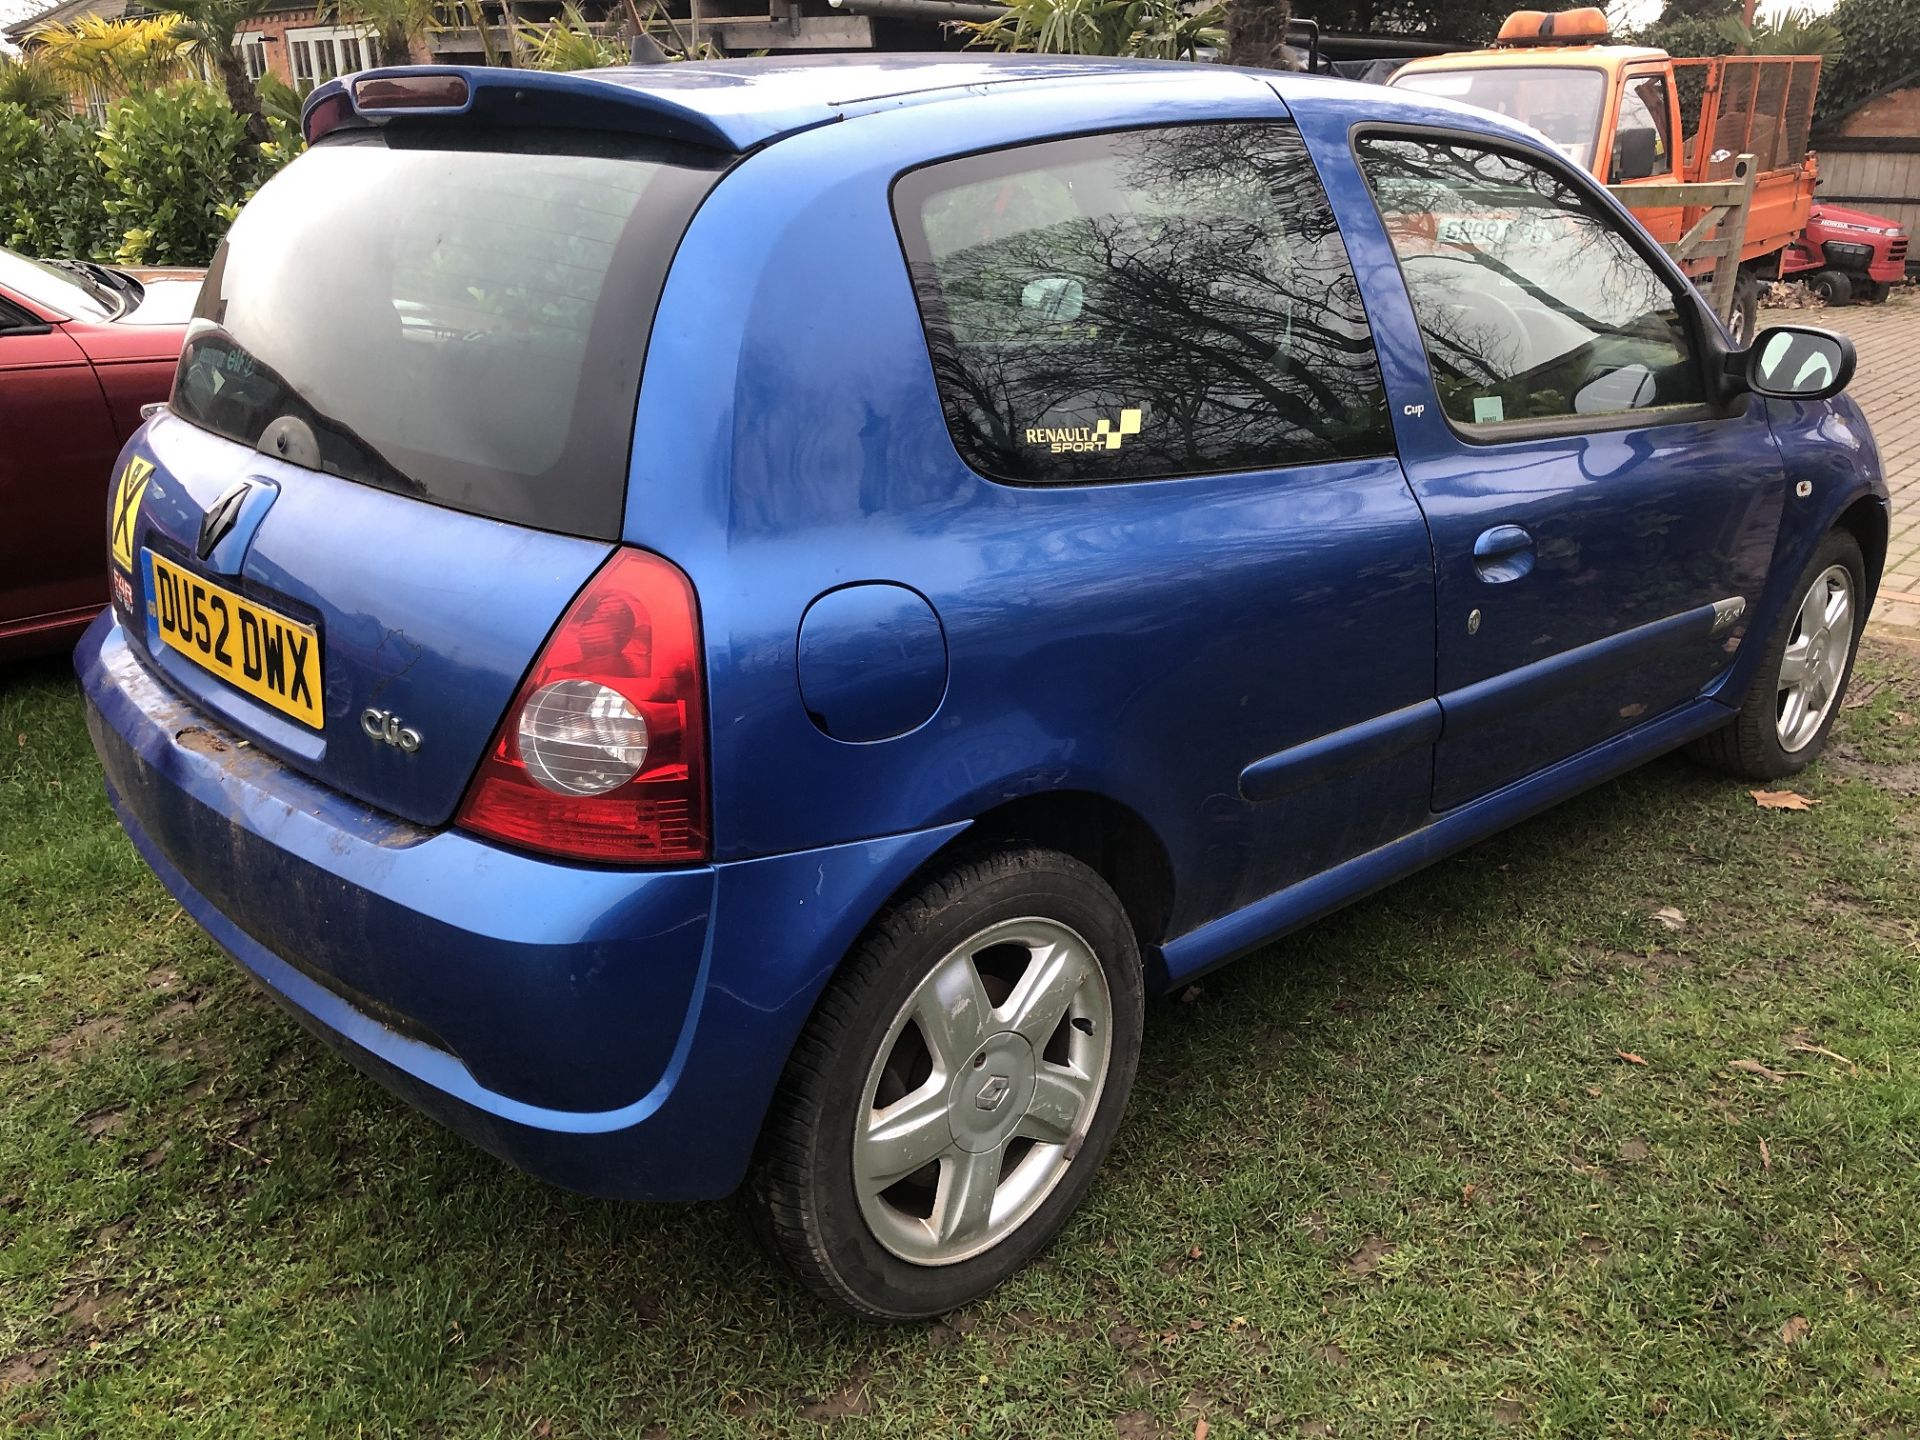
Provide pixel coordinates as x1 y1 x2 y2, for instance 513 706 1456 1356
876 116 1439 926
1335 128 1786 809
0 292 118 642
1610 69 1686 248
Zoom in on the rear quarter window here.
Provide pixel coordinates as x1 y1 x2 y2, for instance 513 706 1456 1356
893 122 1393 486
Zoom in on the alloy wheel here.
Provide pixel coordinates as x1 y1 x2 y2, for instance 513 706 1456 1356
853 917 1112 1266
1776 563 1854 753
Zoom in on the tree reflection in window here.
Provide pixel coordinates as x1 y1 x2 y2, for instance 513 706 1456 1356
896 123 1392 485
1354 136 1706 427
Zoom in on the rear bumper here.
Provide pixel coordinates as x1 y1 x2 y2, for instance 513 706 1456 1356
79 613 963 1200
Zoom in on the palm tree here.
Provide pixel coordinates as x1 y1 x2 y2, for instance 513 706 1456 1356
965 0 1223 58
33 13 196 98
0 52 72 124
1222 0 1293 68
458 0 507 66
515 1 621 68
166 0 275 141
322 0 442 67
1716 5 1842 56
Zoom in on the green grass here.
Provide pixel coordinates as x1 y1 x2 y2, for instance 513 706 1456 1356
4 641 1919 1438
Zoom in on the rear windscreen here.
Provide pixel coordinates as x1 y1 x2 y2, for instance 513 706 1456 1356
172 127 726 540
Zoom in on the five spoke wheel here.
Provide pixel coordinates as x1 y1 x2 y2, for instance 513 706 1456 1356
854 918 1111 1266
1776 563 1855 754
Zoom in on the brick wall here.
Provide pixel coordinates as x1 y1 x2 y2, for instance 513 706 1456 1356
236 7 431 85
1838 87 1920 140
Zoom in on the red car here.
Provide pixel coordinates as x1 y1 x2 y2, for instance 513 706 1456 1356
1 246 202 660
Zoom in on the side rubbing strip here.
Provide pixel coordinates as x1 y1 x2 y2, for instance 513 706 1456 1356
1239 700 1443 804
1438 599 1730 737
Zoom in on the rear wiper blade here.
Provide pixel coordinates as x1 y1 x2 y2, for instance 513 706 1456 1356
44 257 135 313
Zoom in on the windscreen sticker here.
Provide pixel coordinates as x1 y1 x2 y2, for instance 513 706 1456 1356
110 457 155 571
1024 408 1143 455
1472 395 1506 424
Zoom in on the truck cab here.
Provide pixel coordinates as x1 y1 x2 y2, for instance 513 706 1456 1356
1389 7 1835 341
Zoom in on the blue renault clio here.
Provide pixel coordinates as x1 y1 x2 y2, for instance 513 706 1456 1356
79 54 1888 1317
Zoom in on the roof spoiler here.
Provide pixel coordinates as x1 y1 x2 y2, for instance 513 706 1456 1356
302 66 745 152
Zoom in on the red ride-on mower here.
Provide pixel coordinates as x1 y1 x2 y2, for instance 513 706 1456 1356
1779 202 1910 305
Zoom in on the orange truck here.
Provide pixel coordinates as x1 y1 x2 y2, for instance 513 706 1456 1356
1388 7 1826 342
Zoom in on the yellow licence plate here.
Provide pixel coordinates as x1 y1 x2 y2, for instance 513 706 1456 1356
146 550 324 729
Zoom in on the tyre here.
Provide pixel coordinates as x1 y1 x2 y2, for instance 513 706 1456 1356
748 844 1145 1319
1862 280 1893 305
1687 529 1867 780
1730 268 1761 346
1809 269 1853 306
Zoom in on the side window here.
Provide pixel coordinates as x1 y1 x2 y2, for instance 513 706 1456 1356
894 123 1393 485
1614 75 1674 181
0 297 50 333
1354 134 1706 429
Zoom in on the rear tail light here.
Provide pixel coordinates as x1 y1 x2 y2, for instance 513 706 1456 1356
302 91 353 145
456 548 709 864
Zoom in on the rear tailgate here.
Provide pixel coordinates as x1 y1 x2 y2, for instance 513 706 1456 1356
117 413 610 827
106 117 727 827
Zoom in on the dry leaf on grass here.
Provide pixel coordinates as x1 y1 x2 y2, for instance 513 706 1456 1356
1760 1137 1772 1171
1730 1058 1789 1084
1616 1049 1648 1066
1750 789 1818 811
1780 1316 1811 1346
1652 906 1687 931
1195 1421 1210 1440
1787 1039 1859 1073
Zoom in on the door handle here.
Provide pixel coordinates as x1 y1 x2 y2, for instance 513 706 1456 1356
1472 524 1536 584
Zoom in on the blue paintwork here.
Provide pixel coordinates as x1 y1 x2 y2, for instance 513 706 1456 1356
1237 701 1443 805
797 583 949 743
308 54 1270 154
117 411 611 827
82 617 964 1195
1164 696 1735 986
1290 99 1793 809
80 58 1890 1203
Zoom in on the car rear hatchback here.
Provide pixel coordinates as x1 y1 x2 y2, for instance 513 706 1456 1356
81 99 751 1134
80 63 1021 1251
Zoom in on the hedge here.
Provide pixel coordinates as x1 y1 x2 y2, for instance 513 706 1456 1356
0 82 298 266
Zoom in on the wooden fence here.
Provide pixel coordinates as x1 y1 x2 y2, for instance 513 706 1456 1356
1813 136 1920 270
1609 153 1759 325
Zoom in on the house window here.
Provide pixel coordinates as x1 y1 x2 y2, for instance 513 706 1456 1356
286 25 381 85
234 32 269 83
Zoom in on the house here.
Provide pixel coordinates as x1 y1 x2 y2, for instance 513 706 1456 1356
5 0 954 96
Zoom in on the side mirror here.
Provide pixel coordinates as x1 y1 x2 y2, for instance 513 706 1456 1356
1744 325 1855 401
1612 126 1660 182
